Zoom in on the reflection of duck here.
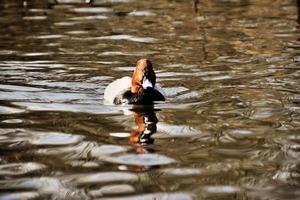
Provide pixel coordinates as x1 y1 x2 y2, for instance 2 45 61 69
129 106 158 146
104 59 165 105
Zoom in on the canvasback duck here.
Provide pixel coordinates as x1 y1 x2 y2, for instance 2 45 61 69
104 59 165 105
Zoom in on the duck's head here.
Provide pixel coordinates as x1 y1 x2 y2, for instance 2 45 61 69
131 58 156 94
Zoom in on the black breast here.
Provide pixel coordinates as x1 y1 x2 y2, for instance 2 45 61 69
142 88 165 103
113 88 165 105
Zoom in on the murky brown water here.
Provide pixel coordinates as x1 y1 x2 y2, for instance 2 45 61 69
0 0 300 199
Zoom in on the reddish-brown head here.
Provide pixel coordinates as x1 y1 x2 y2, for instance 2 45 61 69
131 59 156 94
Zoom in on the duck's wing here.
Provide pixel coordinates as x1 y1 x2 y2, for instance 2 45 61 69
104 76 131 104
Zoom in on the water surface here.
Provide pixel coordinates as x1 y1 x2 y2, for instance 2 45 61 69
0 0 300 199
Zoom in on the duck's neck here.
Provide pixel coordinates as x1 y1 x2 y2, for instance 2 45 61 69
129 84 143 102
131 84 141 93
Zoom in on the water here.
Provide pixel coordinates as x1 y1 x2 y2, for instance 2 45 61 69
0 0 300 199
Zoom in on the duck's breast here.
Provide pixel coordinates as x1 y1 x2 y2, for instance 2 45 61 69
143 87 165 102
104 76 131 104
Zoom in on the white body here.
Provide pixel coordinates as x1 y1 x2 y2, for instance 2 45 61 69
104 76 131 104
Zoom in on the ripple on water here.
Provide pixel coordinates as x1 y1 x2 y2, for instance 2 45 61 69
97 0 131 3
68 160 99 168
113 66 135 71
90 145 128 157
203 185 241 194
0 84 46 92
28 8 50 13
31 35 65 39
0 192 40 200
1 119 23 124
23 16 47 20
66 172 138 186
29 80 99 90
0 50 18 55
30 132 83 146
0 177 70 198
89 184 135 197
70 15 108 20
128 11 155 16
0 162 47 176
156 72 191 78
155 123 199 138
93 34 158 43
72 7 112 13
35 141 94 159
0 61 66 69
201 74 232 81
224 127 273 139
163 86 189 97
54 21 79 26
100 153 176 166
176 91 200 100
21 52 55 57
0 129 30 150
12 102 122 114
66 30 90 35
98 51 158 56
109 132 131 138
250 107 286 121
96 192 193 200
0 91 94 102
160 167 205 177
0 106 25 114
88 76 113 82
212 148 255 159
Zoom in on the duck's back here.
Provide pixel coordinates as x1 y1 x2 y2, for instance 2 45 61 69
104 76 131 104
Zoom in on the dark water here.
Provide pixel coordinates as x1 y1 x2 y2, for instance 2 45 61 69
0 0 300 199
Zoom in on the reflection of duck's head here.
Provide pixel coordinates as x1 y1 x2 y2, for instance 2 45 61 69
104 59 165 105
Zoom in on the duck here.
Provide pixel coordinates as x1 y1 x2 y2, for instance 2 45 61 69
104 58 165 105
